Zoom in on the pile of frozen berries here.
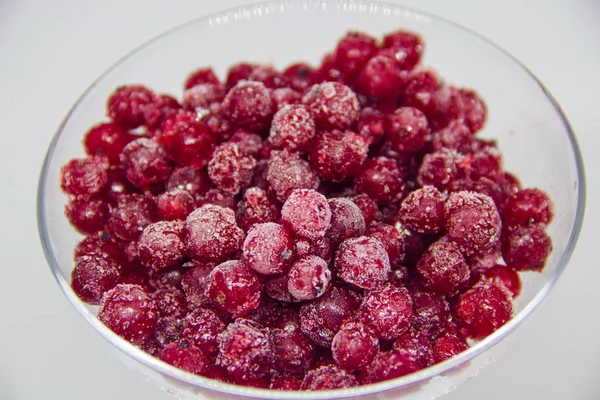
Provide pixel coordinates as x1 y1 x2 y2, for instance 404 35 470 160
61 29 554 390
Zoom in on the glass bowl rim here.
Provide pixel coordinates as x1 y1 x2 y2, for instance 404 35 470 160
37 0 587 398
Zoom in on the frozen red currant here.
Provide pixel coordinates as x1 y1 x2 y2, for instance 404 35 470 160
466 242 502 273
242 222 294 275
388 264 409 287
159 339 209 375
159 110 214 168
107 85 156 129
294 237 334 264
266 151 320 202
74 231 125 262
181 262 214 309
382 30 423 71
281 189 331 241
503 188 554 227
83 122 130 164
417 236 470 296
156 188 195 221
326 197 366 246
357 107 387 145
151 288 188 319
500 172 522 198
501 225 552 271
357 49 407 102
283 63 321 92
270 328 315 376
458 88 487 133
301 364 358 390
335 236 391 290
124 239 143 265
417 149 461 189
196 188 237 211
365 222 405 266
351 194 381 225
217 319 272 380
299 285 360 347
225 62 258 89
483 264 521 298
401 69 443 116
222 81 273 132
334 31 377 78
331 321 378 371
143 94 181 130
288 256 331 301
445 191 502 256
61 157 109 197
107 193 155 241
387 107 428 153
397 223 432 265
432 332 468 363
119 138 172 189
65 197 108 235
431 120 475 154
425 85 465 130
269 104 316 152
235 187 279 231
409 286 450 336
138 220 185 271
98 284 158 345
248 65 288 89
202 365 234 383
229 130 263 156
148 266 185 291
464 147 503 182
454 281 513 338
319 52 345 83
205 260 262 317
393 329 435 368
184 67 220 89
360 284 413 340
185 205 245 263
264 274 294 303
270 374 302 391
181 307 225 358
105 166 137 203
183 83 225 110
271 88 303 109
118 264 151 291
399 185 447 234
310 130 368 182
166 166 211 200
359 350 421 384
208 143 256 195
354 157 404 205
143 315 184 355
302 82 359 130
247 297 288 328
71 254 120 305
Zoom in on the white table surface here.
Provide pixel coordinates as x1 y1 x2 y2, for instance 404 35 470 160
1 0 598 399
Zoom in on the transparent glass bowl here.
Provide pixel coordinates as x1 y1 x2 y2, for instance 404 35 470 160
37 1 586 399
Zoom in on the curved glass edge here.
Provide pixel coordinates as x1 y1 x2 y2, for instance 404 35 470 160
36 0 587 399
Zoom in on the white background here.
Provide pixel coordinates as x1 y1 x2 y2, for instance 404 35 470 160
0 0 598 399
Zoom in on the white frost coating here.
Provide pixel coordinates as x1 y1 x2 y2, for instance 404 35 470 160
302 82 359 129
288 255 331 300
444 190 501 256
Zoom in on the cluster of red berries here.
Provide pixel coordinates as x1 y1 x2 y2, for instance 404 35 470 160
60 29 553 391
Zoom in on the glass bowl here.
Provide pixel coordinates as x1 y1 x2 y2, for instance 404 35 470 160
37 0 586 399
